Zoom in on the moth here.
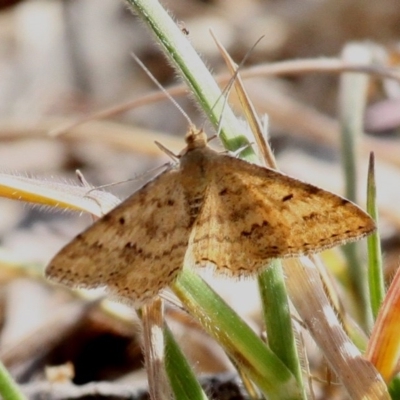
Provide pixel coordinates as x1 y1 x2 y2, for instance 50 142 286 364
46 126 375 304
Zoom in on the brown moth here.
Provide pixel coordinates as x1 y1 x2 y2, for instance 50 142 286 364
46 127 375 304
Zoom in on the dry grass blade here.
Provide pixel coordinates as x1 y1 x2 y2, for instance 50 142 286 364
284 258 389 399
211 31 277 169
141 298 171 400
0 172 119 216
366 266 400 382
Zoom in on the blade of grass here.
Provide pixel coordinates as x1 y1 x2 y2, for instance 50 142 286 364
258 262 307 399
172 269 301 400
0 361 26 400
141 299 172 400
0 172 119 216
210 31 276 167
366 267 400 382
285 257 390 399
338 42 373 329
366 152 385 319
389 376 400 399
164 325 209 400
125 0 258 160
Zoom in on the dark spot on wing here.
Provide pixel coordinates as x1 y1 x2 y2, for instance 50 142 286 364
188 195 204 225
166 267 180 278
102 214 112 222
282 194 293 202
229 205 252 222
303 212 318 221
138 195 146 206
240 220 269 237
219 188 228 196
305 186 321 195
119 216 125 225
199 257 217 265
144 219 157 236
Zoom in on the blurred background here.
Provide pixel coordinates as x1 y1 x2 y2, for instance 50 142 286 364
0 0 400 399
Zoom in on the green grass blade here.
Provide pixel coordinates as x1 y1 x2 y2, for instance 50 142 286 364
258 260 307 399
125 0 258 159
0 362 26 400
366 152 385 319
164 325 209 400
389 376 400 399
338 43 373 329
172 269 302 400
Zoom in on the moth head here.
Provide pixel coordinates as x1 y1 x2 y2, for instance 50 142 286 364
183 126 208 152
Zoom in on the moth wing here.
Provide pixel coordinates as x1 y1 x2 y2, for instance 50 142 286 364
189 155 375 276
46 168 191 304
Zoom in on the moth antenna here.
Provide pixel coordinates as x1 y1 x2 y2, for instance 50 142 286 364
131 52 193 127
84 164 170 195
207 134 217 143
